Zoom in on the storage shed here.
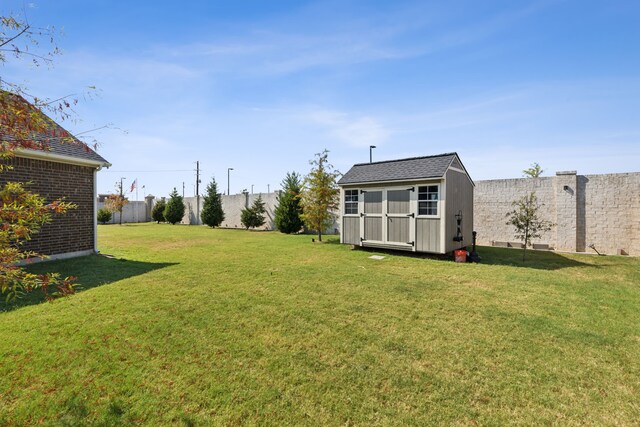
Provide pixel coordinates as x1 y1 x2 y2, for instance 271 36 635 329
338 152 474 254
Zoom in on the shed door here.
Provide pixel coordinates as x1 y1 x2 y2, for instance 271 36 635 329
362 190 383 242
387 189 413 246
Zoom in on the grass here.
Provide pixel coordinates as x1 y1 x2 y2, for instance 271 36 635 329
1 223 639 425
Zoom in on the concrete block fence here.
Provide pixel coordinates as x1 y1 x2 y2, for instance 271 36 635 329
474 171 640 256
100 170 639 256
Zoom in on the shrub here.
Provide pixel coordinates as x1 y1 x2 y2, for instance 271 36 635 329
97 207 112 224
152 199 166 223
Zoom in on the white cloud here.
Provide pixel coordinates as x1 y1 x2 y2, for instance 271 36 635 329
303 109 390 147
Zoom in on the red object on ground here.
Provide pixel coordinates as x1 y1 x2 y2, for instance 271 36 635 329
454 249 467 263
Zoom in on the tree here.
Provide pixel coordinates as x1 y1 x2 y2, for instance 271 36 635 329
104 193 128 225
274 172 304 234
300 150 340 242
152 199 166 223
523 162 543 178
0 182 76 300
164 188 185 225
97 207 112 224
0 14 85 301
506 192 554 261
201 178 224 227
240 196 266 230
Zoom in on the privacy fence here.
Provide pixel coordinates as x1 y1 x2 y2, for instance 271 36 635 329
474 171 640 256
100 171 639 256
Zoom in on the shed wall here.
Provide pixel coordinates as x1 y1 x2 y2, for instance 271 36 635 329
416 218 441 252
342 217 360 245
444 169 474 253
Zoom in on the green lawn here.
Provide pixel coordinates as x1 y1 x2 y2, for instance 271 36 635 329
1 224 639 425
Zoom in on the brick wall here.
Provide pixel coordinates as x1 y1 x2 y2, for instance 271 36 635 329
0 156 95 256
475 171 640 256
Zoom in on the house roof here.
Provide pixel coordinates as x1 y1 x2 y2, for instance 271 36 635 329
338 152 465 185
0 91 110 168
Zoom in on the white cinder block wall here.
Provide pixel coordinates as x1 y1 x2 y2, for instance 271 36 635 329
474 171 640 255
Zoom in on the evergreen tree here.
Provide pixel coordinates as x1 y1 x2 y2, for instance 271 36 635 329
201 178 225 227
240 195 266 229
97 207 112 224
274 172 304 234
301 150 340 241
163 188 185 225
152 199 166 223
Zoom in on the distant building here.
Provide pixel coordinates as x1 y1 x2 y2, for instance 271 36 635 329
0 93 111 259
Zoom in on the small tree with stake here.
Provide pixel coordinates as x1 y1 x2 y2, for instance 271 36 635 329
104 194 128 224
506 192 553 261
300 150 340 242
201 178 225 227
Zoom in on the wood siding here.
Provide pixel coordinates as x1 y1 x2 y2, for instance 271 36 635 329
387 189 410 214
387 217 410 244
364 217 382 241
364 191 382 213
450 157 463 170
445 168 474 253
416 218 441 252
342 217 360 245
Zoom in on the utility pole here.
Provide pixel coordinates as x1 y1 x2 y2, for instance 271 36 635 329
182 181 185 198
195 161 201 225
267 184 270 193
118 177 126 225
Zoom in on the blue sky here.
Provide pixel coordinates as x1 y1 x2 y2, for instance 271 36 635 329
2 0 639 198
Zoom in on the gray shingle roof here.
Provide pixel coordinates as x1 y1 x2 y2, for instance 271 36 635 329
33 135 110 166
338 153 459 185
1 91 110 166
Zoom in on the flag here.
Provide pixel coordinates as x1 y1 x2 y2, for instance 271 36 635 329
130 179 137 193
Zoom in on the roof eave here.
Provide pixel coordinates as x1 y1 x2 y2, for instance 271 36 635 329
15 149 111 169
338 176 445 187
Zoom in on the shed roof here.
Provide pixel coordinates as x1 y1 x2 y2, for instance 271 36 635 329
338 152 463 185
1 91 110 167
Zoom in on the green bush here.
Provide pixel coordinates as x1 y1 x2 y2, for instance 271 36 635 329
152 199 166 223
97 207 112 224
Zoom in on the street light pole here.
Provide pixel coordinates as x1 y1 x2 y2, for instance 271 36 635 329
369 145 376 163
227 167 234 195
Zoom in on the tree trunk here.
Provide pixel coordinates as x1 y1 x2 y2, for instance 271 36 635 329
317 230 322 242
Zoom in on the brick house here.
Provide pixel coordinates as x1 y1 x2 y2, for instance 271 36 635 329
0 97 111 260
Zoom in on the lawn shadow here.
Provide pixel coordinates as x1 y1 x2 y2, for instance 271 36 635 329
353 245 594 270
1 254 177 313
476 246 595 270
